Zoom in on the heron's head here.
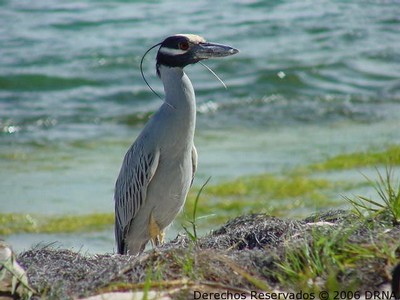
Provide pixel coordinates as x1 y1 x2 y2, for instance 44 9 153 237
156 34 238 72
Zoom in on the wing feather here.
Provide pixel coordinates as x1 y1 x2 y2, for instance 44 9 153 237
114 141 160 254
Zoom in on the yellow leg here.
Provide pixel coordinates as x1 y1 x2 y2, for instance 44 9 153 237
149 213 164 248
157 231 165 245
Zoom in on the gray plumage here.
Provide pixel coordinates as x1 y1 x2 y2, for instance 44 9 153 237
114 34 238 255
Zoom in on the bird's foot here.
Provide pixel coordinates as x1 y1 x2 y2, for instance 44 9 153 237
149 214 164 248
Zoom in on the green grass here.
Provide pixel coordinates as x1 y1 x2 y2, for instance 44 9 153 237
274 225 399 292
183 173 349 224
182 177 211 242
308 145 400 171
346 167 400 225
2 145 399 236
0 213 113 235
183 145 400 225
274 165 400 292
276 232 342 291
205 174 333 198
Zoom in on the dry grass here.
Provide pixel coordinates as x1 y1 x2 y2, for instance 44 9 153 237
16 210 400 299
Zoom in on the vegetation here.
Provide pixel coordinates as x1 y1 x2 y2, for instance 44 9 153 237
275 223 398 292
17 209 400 299
0 213 113 235
182 177 211 242
2 145 399 236
308 145 400 171
2 145 399 299
346 167 400 225
183 173 347 221
273 166 400 293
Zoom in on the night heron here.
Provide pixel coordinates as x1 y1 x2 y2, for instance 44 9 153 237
114 34 238 255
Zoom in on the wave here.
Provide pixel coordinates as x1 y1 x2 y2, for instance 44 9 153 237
0 74 100 91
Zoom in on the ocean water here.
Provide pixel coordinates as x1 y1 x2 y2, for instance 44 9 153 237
1 0 399 253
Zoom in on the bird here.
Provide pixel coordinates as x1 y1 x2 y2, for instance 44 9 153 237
114 34 238 255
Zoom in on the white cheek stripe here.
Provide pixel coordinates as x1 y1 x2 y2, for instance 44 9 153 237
176 34 205 43
158 47 188 56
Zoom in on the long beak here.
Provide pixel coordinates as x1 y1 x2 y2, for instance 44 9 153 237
193 42 239 60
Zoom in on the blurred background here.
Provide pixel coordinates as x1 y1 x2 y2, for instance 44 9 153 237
1 0 399 253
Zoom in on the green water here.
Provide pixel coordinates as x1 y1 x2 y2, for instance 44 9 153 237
1 0 399 253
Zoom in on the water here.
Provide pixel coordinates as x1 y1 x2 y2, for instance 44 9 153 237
1 0 399 253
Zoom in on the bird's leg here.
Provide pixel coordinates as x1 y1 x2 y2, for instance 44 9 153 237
158 230 165 244
149 213 164 248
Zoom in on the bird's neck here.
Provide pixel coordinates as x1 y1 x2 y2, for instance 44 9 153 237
158 65 196 112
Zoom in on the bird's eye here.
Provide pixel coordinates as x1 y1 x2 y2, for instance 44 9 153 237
178 42 190 51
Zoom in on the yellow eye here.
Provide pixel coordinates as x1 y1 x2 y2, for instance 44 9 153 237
178 42 189 51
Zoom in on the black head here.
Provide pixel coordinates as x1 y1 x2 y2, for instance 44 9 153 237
156 34 238 75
